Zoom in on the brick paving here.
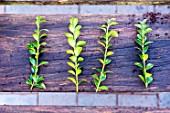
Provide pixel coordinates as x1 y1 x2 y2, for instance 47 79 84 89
0 4 170 107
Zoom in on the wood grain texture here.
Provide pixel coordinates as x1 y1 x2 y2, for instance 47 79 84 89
1 106 170 113
0 13 170 92
0 0 170 5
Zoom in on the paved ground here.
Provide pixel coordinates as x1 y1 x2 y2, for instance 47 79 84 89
0 92 170 107
0 4 170 108
0 5 169 14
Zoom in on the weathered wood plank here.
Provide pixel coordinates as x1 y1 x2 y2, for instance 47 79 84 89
0 106 170 113
0 13 170 92
0 0 170 5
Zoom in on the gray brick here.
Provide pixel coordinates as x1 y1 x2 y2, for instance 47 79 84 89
39 92 76 106
0 93 37 105
78 93 116 106
159 92 170 107
118 94 157 107
0 5 4 14
80 5 116 14
117 5 154 14
5 5 78 14
155 5 170 14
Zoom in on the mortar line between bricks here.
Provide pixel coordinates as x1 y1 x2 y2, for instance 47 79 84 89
116 94 118 107
4 5 6 14
37 92 39 105
76 93 78 106
78 5 80 14
157 93 160 108
153 5 156 12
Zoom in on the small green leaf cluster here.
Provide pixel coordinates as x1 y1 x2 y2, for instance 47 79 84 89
134 19 154 88
26 16 49 91
65 17 87 92
92 18 119 92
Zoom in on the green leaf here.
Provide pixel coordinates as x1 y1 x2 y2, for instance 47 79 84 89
66 49 74 55
30 74 33 80
100 72 106 82
101 27 106 32
107 44 112 48
76 69 82 76
77 57 84 62
98 41 105 47
41 49 48 53
67 62 75 69
99 86 108 91
110 18 116 21
97 48 104 54
69 24 74 33
110 22 118 26
68 70 75 75
70 17 74 25
41 29 49 32
77 40 86 47
135 39 142 47
145 72 152 78
143 54 148 62
32 75 39 83
107 51 114 56
105 59 111 65
74 30 80 40
68 37 75 48
29 49 36 55
144 46 149 53
100 34 106 39
33 34 39 41
29 57 36 66
74 47 82 56
94 79 98 87
137 30 143 36
98 59 104 64
146 76 153 85
40 34 47 38
35 82 46 89
41 42 46 46
37 76 44 83
92 68 102 73
69 56 77 62
135 24 142 29
26 79 32 85
73 18 78 27
78 79 87 85
39 61 48 66
108 30 118 38
134 47 142 52
138 75 145 83
137 34 142 39
92 74 99 80
138 54 143 60
68 77 76 84
146 63 154 70
144 28 152 34
75 25 82 31
145 41 153 45
105 70 113 74
65 32 73 38
134 62 143 68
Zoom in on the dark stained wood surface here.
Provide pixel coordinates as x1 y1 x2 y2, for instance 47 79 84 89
0 0 170 5
0 13 170 92
1 106 170 113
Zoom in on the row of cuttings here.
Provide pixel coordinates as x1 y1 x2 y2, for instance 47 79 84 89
25 16 154 92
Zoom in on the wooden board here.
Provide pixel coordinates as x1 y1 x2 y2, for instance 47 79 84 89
0 0 170 5
1 106 170 113
0 13 170 92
